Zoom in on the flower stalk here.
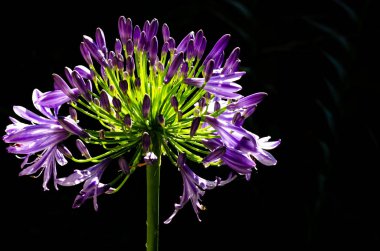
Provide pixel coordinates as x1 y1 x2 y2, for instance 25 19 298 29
146 139 161 251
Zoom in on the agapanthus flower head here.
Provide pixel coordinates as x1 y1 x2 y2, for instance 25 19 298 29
3 16 280 223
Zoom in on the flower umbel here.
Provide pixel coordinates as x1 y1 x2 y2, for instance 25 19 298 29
4 16 280 231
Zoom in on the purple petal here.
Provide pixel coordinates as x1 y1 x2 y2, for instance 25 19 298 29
52 73 78 100
227 92 267 110
74 65 94 80
72 180 111 211
205 116 241 147
258 137 281 150
13 106 54 125
222 47 240 74
164 52 184 84
72 70 92 101
55 147 68 166
36 89 79 108
202 138 223 151
209 71 246 82
32 89 55 119
202 145 226 164
222 147 255 174
83 35 109 68
58 116 89 138
203 34 230 66
251 148 278 166
18 147 54 176
6 131 69 155
57 158 111 186
176 31 194 54
4 124 64 143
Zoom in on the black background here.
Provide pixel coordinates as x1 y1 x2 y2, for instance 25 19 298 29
1 0 379 250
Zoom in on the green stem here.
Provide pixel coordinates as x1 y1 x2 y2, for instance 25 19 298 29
146 142 161 251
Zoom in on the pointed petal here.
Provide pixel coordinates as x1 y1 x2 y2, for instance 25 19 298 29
13 106 54 124
258 138 281 150
37 89 79 108
222 148 255 174
58 116 89 138
32 89 54 119
251 148 278 166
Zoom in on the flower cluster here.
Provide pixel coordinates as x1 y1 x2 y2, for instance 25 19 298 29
3 17 280 222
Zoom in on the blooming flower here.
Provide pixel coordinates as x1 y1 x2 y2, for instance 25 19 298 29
3 89 86 190
3 17 280 224
164 153 236 224
57 158 113 211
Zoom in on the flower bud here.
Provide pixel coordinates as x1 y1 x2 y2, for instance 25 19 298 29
99 90 110 112
76 139 91 159
124 114 132 128
57 145 73 159
142 94 151 118
118 157 129 174
190 117 201 137
157 114 165 126
112 97 122 112
142 132 151 153
119 79 128 94
162 23 170 43
170 96 179 112
69 107 78 122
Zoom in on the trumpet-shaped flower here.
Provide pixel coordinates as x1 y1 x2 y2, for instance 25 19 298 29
3 89 86 190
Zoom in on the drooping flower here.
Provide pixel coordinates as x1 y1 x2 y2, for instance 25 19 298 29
3 17 280 223
164 153 236 223
3 89 87 190
57 158 113 211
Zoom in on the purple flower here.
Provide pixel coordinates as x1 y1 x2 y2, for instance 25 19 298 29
3 17 281 225
36 71 87 108
3 89 85 190
203 115 280 178
164 154 235 223
184 72 245 99
57 158 113 211
202 138 255 180
203 34 231 66
227 92 267 110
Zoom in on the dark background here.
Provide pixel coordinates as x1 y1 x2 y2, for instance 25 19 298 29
1 0 379 250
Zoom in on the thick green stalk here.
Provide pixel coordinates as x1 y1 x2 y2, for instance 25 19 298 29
146 143 161 251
